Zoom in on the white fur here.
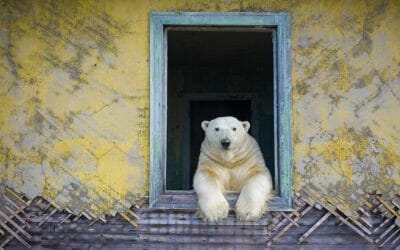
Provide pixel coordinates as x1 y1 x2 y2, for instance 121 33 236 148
193 116 273 221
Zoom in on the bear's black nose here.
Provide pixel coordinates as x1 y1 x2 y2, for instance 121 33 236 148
221 139 231 149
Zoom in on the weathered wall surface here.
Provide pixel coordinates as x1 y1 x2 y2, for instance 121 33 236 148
0 0 399 217
0 0 150 216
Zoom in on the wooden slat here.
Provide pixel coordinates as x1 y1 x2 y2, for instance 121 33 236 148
298 211 331 244
392 232 400 245
377 197 400 221
5 188 29 206
268 204 314 245
2 195 27 217
38 208 58 227
373 217 393 233
279 211 300 227
56 214 73 229
272 204 306 232
318 205 373 243
0 221 29 249
0 219 31 248
83 219 98 230
0 210 31 239
375 223 397 243
120 213 139 228
4 206 29 228
379 228 400 247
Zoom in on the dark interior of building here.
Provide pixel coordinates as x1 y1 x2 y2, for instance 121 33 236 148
167 28 275 190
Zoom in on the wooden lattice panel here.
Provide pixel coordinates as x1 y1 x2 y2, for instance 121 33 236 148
0 188 32 249
370 195 400 247
0 188 139 249
267 189 400 248
1 187 399 249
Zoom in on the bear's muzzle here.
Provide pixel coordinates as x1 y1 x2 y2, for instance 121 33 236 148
220 139 231 150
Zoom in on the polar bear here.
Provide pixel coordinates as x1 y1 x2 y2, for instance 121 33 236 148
193 116 273 221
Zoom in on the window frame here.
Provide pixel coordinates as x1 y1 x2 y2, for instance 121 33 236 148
150 12 293 210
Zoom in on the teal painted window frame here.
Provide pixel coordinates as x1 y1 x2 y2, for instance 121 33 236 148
150 12 293 210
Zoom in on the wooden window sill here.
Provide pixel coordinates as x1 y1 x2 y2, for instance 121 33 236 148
150 191 293 211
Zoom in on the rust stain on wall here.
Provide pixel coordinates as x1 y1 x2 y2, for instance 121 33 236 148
0 0 399 218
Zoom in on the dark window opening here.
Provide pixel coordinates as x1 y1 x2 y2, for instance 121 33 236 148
166 27 275 190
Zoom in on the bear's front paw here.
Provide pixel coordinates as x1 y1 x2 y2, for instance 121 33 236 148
198 196 229 222
235 196 266 221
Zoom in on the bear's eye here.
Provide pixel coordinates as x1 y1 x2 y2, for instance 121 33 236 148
215 127 220 132
232 127 237 131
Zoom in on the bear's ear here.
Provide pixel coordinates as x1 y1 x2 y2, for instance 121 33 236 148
201 121 210 131
242 121 250 132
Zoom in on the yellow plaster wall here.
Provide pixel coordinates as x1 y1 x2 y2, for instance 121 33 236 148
0 0 399 217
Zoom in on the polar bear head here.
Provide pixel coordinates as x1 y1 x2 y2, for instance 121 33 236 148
201 116 250 151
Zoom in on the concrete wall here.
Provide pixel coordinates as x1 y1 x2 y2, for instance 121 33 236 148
0 0 399 217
